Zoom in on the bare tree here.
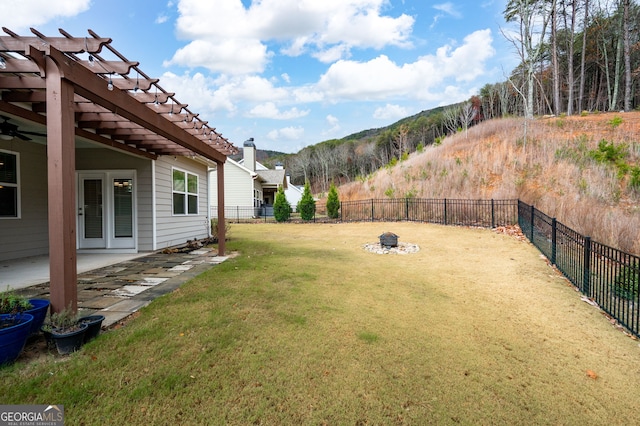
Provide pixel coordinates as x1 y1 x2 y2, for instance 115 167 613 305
622 0 632 111
578 0 590 112
503 0 553 119
459 102 477 138
442 105 460 135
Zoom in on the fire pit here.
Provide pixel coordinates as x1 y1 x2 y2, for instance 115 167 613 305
379 232 399 248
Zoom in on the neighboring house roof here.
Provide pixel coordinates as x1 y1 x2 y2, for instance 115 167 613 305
257 169 287 188
238 159 269 170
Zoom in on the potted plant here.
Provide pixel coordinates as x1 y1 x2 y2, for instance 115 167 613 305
77 314 105 343
0 313 34 365
24 299 50 336
0 289 36 365
0 288 50 337
42 308 87 355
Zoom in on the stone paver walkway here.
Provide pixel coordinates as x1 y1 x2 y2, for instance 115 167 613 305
13 248 229 328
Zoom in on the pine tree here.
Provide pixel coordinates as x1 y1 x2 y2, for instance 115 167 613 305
273 186 291 222
298 181 316 221
326 182 340 219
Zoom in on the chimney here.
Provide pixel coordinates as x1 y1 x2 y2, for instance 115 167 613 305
243 138 256 171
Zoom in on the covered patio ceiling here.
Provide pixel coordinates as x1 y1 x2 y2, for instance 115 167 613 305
0 27 235 313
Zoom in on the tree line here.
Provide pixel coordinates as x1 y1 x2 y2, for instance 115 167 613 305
285 0 639 192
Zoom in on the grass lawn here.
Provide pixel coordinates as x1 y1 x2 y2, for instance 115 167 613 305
2 222 640 425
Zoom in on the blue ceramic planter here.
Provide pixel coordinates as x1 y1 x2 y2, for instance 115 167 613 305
0 313 34 365
51 323 88 355
25 299 50 336
78 315 105 343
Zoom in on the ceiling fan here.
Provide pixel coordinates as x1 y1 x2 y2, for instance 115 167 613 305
0 115 47 141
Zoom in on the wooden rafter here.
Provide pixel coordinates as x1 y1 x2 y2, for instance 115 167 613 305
0 27 237 160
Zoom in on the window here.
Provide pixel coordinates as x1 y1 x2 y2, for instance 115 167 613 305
172 168 198 215
0 150 19 218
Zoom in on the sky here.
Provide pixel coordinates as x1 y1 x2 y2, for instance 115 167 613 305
1 0 518 153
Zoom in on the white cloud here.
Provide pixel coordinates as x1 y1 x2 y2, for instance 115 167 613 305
373 104 409 120
433 3 462 19
248 102 310 120
326 114 339 126
281 73 291 83
165 39 271 75
2 0 90 30
315 29 495 101
323 114 341 135
267 126 305 141
156 14 169 24
171 0 416 74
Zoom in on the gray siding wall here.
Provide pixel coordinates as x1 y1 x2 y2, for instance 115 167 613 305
155 156 210 250
209 161 255 206
0 140 48 261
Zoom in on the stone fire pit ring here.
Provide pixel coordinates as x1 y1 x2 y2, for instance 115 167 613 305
363 232 420 254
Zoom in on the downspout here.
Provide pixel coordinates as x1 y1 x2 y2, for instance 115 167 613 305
207 167 212 239
151 160 157 250
217 161 226 256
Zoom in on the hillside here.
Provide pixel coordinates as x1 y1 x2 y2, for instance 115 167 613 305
338 112 640 254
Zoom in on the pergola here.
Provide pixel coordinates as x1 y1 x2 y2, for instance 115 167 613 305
0 28 237 313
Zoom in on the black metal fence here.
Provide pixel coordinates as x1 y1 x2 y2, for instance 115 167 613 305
519 200 640 338
339 198 518 227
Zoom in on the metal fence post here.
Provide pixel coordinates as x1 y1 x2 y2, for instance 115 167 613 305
583 236 592 296
530 204 535 241
371 199 374 222
444 198 448 225
405 198 409 221
551 218 557 265
491 199 495 228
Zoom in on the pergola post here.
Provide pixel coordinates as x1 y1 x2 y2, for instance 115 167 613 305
46 57 78 314
216 162 226 256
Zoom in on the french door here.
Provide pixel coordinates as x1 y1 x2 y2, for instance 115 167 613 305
78 171 136 250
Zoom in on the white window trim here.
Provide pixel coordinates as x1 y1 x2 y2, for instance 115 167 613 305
172 167 199 216
0 149 20 219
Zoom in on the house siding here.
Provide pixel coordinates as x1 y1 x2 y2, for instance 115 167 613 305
154 156 210 250
210 160 257 218
0 140 49 261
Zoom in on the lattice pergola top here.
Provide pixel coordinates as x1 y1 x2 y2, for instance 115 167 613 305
0 27 237 162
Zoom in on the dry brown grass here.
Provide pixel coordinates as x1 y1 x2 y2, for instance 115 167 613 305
340 112 640 253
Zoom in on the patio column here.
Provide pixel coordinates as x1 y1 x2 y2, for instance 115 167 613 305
46 56 78 313
216 162 226 256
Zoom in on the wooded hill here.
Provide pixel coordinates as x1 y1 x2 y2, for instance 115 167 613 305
278 0 639 193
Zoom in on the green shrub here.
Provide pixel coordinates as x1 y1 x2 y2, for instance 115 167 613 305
273 186 291 222
210 218 231 242
630 166 640 190
298 181 316 221
326 182 340 219
614 265 639 300
608 115 623 128
589 139 628 165
384 187 395 198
